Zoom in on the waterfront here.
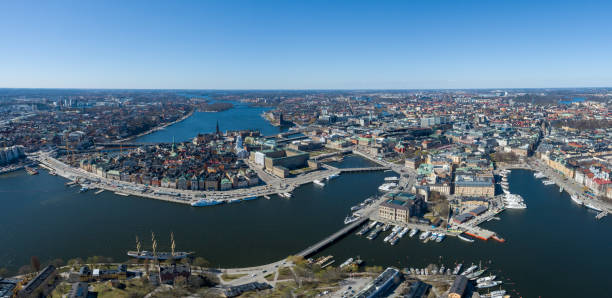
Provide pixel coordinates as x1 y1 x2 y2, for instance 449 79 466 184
315 169 612 297
0 155 390 273
134 100 286 143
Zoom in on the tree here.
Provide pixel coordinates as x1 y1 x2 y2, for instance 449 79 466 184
192 257 210 268
0 267 8 277
18 265 33 275
48 258 65 268
30 256 41 272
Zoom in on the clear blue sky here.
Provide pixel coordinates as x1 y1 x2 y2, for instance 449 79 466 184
1 0 611 89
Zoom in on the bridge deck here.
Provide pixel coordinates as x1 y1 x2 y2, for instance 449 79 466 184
297 217 368 257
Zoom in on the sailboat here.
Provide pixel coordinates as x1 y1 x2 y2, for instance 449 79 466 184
127 232 192 260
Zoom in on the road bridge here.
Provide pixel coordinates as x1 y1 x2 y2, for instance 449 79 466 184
339 166 390 173
296 217 368 257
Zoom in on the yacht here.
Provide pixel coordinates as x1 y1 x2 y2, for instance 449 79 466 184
344 214 360 225
570 194 583 205
378 182 398 192
452 264 463 275
384 176 399 182
476 275 497 284
542 179 555 185
313 179 325 187
419 231 431 241
534 172 545 179
585 203 603 212
461 264 478 276
409 228 418 238
559 186 563 193
435 233 445 243
458 234 475 243
477 280 502 289
326 173 339 180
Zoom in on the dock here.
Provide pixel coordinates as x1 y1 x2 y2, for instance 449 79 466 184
595 211 608 220
94 189 105 195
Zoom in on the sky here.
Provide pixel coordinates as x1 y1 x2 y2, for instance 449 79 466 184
1 0 611 89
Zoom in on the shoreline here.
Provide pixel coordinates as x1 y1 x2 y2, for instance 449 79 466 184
113 108 196 144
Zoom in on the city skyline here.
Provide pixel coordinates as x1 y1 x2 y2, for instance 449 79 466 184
1 0 612 89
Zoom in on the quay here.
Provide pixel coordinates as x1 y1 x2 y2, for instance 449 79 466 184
339 166 390 173
596 211 608 220
94 189 105 195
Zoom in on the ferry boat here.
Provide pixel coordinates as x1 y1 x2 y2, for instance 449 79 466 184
191 199 224 207
477 280 502 289
344 214 360 225
25 166 38 175
326 173 339 180
585 203 603 212
452 264 462 275
409 228 418 238
313 179 325 187
419 231 431 241
570 194 583 205
458 234 475 243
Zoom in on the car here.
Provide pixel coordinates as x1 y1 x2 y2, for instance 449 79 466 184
262 270 267 273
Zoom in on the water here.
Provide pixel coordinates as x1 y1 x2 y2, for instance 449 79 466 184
0 159 394 273
315 169 612 297
134 101 285 143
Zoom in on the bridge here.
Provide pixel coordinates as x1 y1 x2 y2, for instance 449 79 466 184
296 217 368 257
339 166 390 173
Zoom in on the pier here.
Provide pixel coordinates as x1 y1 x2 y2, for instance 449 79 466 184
296 217 368 257
596 211 608 220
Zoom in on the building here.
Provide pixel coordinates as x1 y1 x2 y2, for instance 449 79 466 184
448 275 468 298
405 281 431 298
355 267 402 298
454 174 494 197
378 193 425 223
0 278 18 298
67 282 91 298
159 264 191 284
18 265 57 298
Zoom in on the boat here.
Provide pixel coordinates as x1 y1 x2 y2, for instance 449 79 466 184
542 179 555 185
419 231 431 241
466 268 486 279
344 214 360 225
366 224 382 240
356 225 371 236
398 227 409 238
313 179 325 187
127 233 192 260
382 224 391 232
409 228 418 238
481 290 506 298
559 186 563 193
477 280 502 289
279 192 292 198
461 264 478 276
585 203 603 212
191 199 224 207
534 172 545 179
458 234 475 243
384 176 399 182
452 264 462 275
243 196 258 201
389 236 399 245
476 275 497 284
429 233 438 242
435 233 445 243
79 186 89 193
570 194 583 205
378 182 397 192
339 258 354 268
327 173 339 180
25 166 38 175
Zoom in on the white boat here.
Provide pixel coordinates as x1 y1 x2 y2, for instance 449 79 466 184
559 186 563 193
398 227 409 238
585 203 603 212
339 258 354 268
461 264 478 276
458 234 475 243
419 231 430 241
409 228 418 238
384 176 399 182
477 280 502 289
279 192 292 198
542 179 555 185
344 214 360 225
482 290 506 298
327 173 339 180
378 182 398 192
313 179 325 187
476 275 497 284
452 264 462 275
570 194 583 205
534 172 545 179
435 233 445 243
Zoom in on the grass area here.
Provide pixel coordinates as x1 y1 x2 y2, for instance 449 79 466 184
221 272 247 281
308 149 338 157
90 279 155 298
50 282 72 298
264 272 275 281
277 267 294 280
